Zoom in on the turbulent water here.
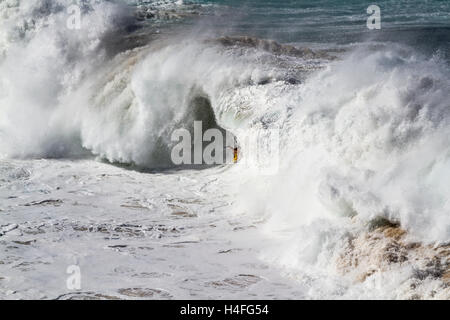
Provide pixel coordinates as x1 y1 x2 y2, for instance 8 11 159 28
0 0 449 299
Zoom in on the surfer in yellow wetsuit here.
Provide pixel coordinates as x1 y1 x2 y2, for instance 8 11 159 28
227 146 239 163
233 147 239 163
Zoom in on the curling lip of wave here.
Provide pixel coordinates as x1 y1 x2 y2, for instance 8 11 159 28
0 0 449 299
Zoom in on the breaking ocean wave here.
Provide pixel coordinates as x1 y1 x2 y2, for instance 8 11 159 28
0 0 449 299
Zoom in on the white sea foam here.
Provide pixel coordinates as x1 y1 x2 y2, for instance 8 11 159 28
242 45 450 241
235 45 450 296
0 0 449 299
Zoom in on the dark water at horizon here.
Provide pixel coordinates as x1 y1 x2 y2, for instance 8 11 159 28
178 0 449 59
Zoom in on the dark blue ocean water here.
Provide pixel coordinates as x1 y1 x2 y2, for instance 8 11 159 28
191 0 450 58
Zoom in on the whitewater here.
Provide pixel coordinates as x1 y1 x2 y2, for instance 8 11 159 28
0 0 449 299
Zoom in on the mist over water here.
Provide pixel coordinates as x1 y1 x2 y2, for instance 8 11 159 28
0 0 449 299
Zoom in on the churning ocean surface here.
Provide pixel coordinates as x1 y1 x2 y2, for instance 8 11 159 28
0 0 449 299
187 0 450 55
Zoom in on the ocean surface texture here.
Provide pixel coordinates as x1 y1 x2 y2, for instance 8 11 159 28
0 0 449 299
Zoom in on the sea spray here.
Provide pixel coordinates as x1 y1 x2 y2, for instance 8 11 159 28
237 45 450 285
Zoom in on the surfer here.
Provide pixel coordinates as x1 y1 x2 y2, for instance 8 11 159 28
227 146 239 163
